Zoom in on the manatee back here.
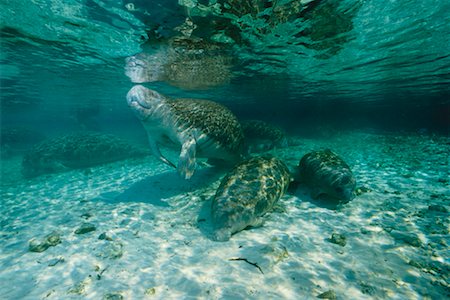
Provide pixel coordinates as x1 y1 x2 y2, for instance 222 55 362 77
242 120 288 147
211 156 291 241
168 98 245 154
298 149 355 200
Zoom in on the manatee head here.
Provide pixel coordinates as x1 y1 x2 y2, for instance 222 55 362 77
211 204 255 242
327 172 356 202
212 227 232 242
126 85 166 121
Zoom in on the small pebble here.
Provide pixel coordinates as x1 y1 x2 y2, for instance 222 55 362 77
103 292 123 300
75 223 97 234
408 260 423 269
81 212 93 219
428 205 448 213
29 231 61 253
145 287 156 295
98 232 113 241
329 233 347 247
317 289 337 299
29 240 50 253
390 230 422 247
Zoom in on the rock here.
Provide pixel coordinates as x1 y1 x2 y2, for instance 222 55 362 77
355 186 372 196
390 230 422 247
46 232 62 246
97 241 124 259
29 231 61 253
81 212 93 219
75 223 96 234
359 281 376 295
98 232 113 241
329 233 346 247
317 289 337 299
103 292 123 300
145 287 156 295
428 205 448 213
29 240 49 253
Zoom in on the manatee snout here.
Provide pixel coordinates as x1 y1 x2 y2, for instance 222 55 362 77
126 85 165 119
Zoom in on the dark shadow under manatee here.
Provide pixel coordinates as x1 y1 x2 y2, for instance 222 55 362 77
94 166 224 207
289 181 344 210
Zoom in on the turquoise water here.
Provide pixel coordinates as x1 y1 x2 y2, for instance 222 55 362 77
1 1 449 299
1 0 449 135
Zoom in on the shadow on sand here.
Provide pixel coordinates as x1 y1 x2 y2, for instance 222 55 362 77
93 166 225 207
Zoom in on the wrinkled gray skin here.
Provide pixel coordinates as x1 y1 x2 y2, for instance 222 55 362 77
211 156 291 241
297 149 356 202
127 85 244 179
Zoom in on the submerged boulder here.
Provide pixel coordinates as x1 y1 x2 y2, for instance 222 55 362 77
21 132 149 178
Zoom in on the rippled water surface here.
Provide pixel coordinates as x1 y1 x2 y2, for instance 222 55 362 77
1 1 449 299
1 0 449 131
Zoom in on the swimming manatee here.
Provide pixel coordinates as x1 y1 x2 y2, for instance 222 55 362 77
126 85 244 179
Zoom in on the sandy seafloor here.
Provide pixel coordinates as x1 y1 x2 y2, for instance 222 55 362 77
0 131 449 300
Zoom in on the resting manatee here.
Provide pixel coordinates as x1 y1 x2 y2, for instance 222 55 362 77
126 85 244 179
211 156 291 241
297 149 356 202
241 119 288 153
21 132 149 178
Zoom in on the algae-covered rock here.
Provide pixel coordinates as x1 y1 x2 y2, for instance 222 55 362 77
329 233 347 247
75 223 96 234
29 231 62 253
98 232 113 241
21 132 149 178
317 289 337 299
103 292 123 300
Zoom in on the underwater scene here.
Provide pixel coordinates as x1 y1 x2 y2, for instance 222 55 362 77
1 0 449 299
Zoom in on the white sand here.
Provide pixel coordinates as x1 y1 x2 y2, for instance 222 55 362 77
0 131 448 299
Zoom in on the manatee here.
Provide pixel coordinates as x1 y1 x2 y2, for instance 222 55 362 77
241 119 288 153
297 149 356 202
21 132 149 178
126 85 244 179
125 35 232 90
1 126 46 157
211 156 291 241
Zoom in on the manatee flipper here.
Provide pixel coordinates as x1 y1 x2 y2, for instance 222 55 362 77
178 137 197 179
147 134 176 169
249 217 265 228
